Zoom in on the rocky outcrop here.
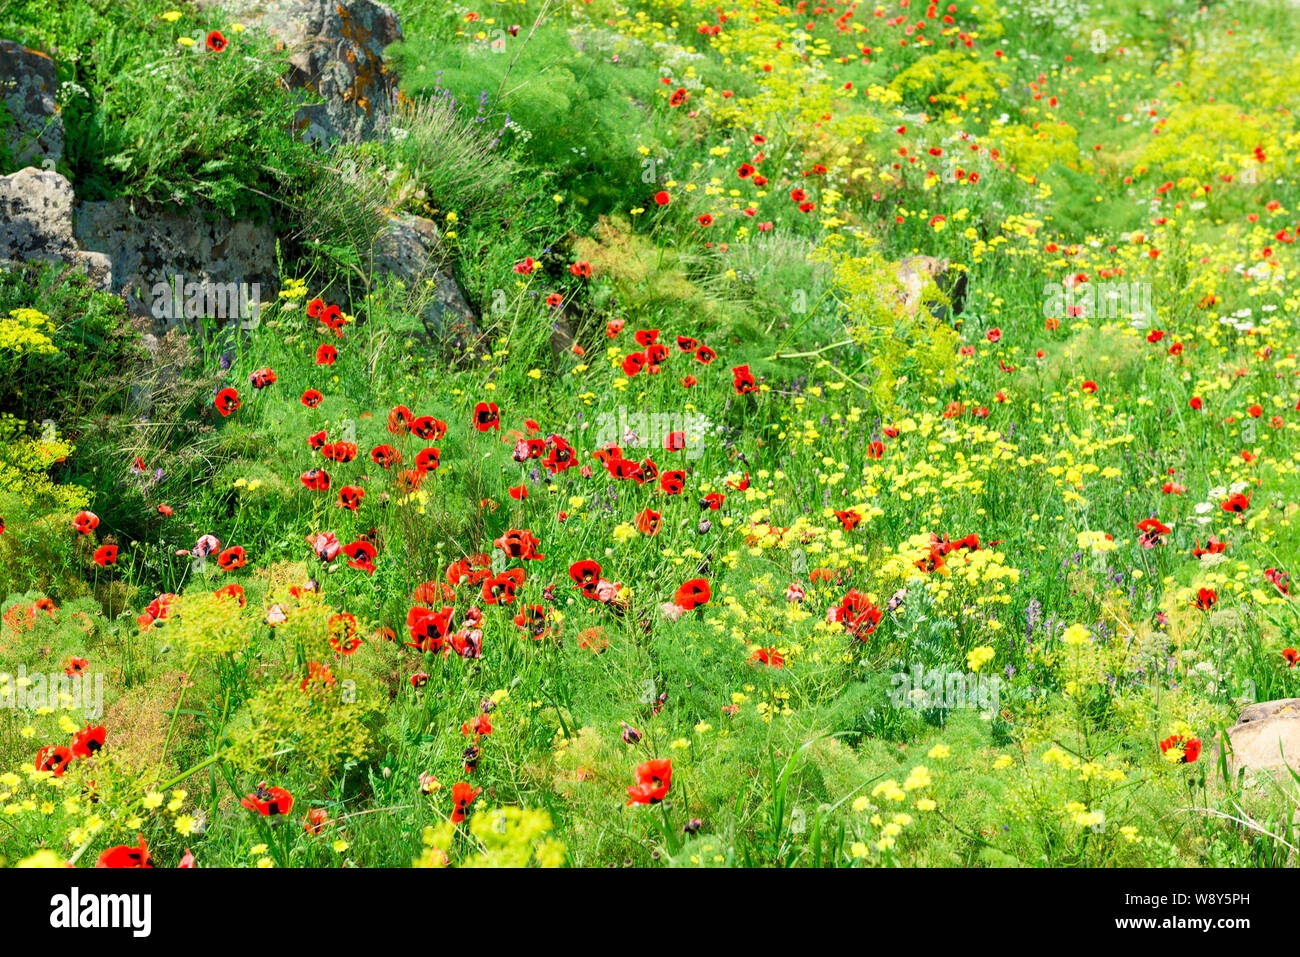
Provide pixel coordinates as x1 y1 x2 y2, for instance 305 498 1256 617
0 40 63 170
373 213 479 346
0 168 111 289
73 198 278 322
1221 698 1300 780
196 0 403 146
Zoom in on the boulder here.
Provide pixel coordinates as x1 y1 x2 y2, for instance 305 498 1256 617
72 198 278 325
373 212 479 347
1220 698 1300 780
0 40 63 170
0 167 111 289
196 0 403 146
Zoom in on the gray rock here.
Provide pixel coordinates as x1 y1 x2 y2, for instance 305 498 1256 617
196 0 403 146
72 198 278 326
0 167 110 288
0 40 63 170
373 212 479 346
1220 698 1300 781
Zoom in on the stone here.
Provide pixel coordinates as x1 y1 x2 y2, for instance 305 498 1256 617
72 198 278 325
0 167 111 289
1220 698 1300 780
0 40 63 170
373 212 479 347
196 0 403 146
895 255 967 324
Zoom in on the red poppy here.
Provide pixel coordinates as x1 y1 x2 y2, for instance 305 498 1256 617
473 401 500 432
217 546 246 571
1221 492 1251 513
1194 587 1217 611
407 605 454 651
250 367 276 389
701 492 725 510
622 351 648 376
481 568 525 605
495 528 545 561
97 834 152 868
308 429 328 451
835 509 862 531
315 343 338 366
214 582 246 606
514 604 556 640
411 416 448 440
35 745 73 776
214 387 240 416
323 441 357 463
450 782 482 823
242 782 294 816
301 389 324 408
636 508 663 535
93 544 118 567
626 758 672 806
732 365 759 394
64 656 88 677
327 612 363 654
71 724 106 759
72 510 99 535
206 30 228 52
338 485 364 510
371 444 401 469
301 468 331 491
414 447 441 472
1283 648 1299 668
695 345 716 365
674 577 710 610
388 405 414 435
447 554 494 587
509 484 528 500
342 540 377 575
750 647 784 668
654 190 670 206
660 470 686 495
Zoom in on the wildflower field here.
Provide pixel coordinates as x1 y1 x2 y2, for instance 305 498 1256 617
2 0 1300 878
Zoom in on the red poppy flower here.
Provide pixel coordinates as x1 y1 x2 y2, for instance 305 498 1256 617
674 577 710 610
1081 380 1098 394
315 343 338 366
660 470 686 494
342 539 377 575
447 554 493 587
727 473 750 491
388 405 414 435
214 387 240 416
242 782 294 816
71 724 106 759
622 351 648 376
750 647 784 668
307 297 325 318
300 389 324 408
626 758 672 806
654 190 670 206
636 508 663 535
732 365 758 394
481 568 525 605
1194 587 1217 611
701 492 725 510
473 401 500 432
694 345 716 365
250 367 276 389
570 260 592 277
217 546 246 571
514 604 556 640
1183 738 1202 763
338 485 364 510
414 447 441 472
371 444 400 469
206 30 228 52
214 582 246 606
450 782 482 823
509 484 528 500
411 416 448 440
301 468 331 491
64 656 88 677
97 834 152 868
407 605 454 651
93 544 118 567
569 559 602 587
1282 648 1299 668
607 318 625 338
73 510 100 535
494 528 545 561
1221 492 1251 513
835 509 862 531
324 441 357 463
327 612 363 654
35 745 73 776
